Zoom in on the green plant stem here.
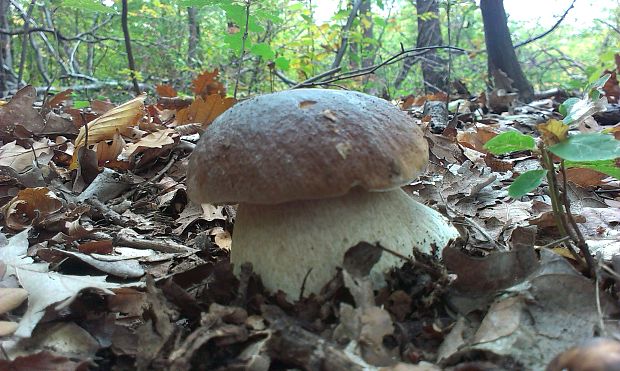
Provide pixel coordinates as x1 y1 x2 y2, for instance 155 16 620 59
559 161 595 275
540 146 586 268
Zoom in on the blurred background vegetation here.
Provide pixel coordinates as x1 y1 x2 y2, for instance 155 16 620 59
0 0 618 100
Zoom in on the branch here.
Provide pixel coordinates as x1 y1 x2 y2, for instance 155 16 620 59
595 19 620 35
330 0 363 70
514 0 576 48
294 45 466 88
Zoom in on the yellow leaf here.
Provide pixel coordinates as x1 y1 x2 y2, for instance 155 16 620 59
71 95 145 169
537 119 569 146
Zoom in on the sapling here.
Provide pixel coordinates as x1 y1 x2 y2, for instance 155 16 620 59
483 74 620 274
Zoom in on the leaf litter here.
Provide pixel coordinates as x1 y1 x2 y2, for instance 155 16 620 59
0 70 617 369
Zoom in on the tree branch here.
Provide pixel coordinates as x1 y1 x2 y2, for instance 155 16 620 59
330 0 363 70
514 0 576 48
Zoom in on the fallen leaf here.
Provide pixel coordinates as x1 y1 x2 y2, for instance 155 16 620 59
2 188 63 231
0 140 54 173
14 268 119 337
71 94 146 169
0 86 45 140
156 84 177 98
192 69 226 98
175 95 236 127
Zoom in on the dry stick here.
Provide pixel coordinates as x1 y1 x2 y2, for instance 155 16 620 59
514 0 576 49
291 45 466 89
291 67 341 89
233 0 251 99
113 233 192 254
121 0 140 95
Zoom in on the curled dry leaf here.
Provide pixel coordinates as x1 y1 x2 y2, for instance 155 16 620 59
0 321 18 336
0 139 54 173
71 94 146 169
94 129 125 165
2 187 63 230
0 287 28 314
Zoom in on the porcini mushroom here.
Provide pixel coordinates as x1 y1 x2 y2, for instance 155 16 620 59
187 89 458 299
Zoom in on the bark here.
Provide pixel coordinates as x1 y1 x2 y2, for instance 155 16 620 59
394 0 447 92
121 0 140 95
415 0 447 93
187 6 199 68
480 0 534 102
330 0 362 70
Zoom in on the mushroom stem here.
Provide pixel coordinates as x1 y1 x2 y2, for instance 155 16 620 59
232 188 459 300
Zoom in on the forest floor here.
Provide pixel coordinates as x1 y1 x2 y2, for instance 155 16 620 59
0 72 618 370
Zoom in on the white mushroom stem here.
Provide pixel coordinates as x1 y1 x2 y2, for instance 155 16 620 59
231 188 459 300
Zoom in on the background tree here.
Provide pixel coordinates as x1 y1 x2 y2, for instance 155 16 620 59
480 0 534 102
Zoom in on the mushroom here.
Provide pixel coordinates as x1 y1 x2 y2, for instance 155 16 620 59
187 89 458 300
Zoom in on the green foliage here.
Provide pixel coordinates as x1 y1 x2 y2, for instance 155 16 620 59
565 160 620 179
483 131 536 155
508 170 547 198
59 0 116 13
549 133 620 162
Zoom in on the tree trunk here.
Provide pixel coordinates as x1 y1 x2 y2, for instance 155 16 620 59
480 0 534 102
121 0 140 95
415 0 447 93
187 6 199 68
0 0 16 96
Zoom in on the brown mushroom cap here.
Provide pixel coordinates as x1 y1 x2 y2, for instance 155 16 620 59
187 89 429 205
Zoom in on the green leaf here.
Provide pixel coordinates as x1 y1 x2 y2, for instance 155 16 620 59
224 33 251 54
274 56 290 71
549 133 620 161
73 100 90 109
559 97 579 117
221 3 246 25
565 159 620 179
60 0 116 13
509 170 547 198
178 0 219 6
250 43 275 60
586 74 611 100
483 131 536 155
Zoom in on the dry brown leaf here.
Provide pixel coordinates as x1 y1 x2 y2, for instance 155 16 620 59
0 85 45 140
94 129 125 165
156 84 177 98
119 128 176 161
2 187 63 230
43 89 73 111
175 95 236 127
71 95 145 169
192 69 225 98
0 140 54 173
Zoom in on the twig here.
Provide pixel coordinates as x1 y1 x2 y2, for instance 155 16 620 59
294 45 466 88
514 0 576 48
86 197 136 227
291 67 341 89
113 233 193 254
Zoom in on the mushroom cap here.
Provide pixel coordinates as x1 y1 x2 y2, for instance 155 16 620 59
187 89 429 204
